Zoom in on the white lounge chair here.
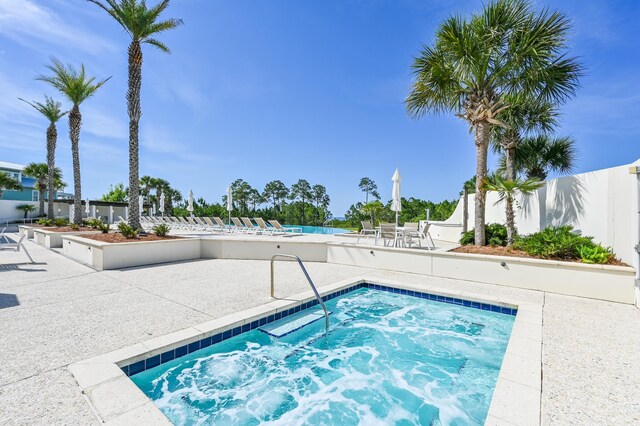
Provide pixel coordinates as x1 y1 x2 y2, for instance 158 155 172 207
357 220 378 244
0 234 34 263
241 217 259 234
0 227 9 244
268 220 302 236
253 218 275 236
231 217 248 233
213 217 233 233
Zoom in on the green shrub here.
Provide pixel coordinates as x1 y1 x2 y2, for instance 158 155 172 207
70 223 80 231
97 221 110 234
117 222 138 239
152 223 171 237
53 218 69 227
578 244 614 264
514 226 594 260
37 218 53 226
85 218 102 229
460 223 509 246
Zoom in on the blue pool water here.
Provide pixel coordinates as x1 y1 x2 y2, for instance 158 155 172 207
131 289 514 425
283 225 349 234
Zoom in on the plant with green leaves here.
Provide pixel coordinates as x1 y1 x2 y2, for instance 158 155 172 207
19 96 67 219
37 58 110 224
290 179 312 225
263 180 289 212
483 173 544 246
37 218 53 226
577 244 613 264
101 183 128 203
509 135 576 180
460 223 509 246
16 204 36 219
22 163 64 217
96 221 111 234
0 172 23 197
53 218 69 227
406 0 582 246
152 223 170 237
118 222 139 239
88 0 183 231
514 226 593 259
361 200 385 226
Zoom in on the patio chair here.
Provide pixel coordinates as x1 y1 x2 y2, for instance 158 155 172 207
0 227 9 244
357 220 378 244
0 234 34 263
253 218 274 236
268 220 302 236
379 223 401 247
402 222 420 248
420 222 435 250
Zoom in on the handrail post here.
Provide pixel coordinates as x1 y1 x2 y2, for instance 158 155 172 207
270 253 330 336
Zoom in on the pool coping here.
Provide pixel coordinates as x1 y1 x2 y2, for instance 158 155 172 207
69 276 542 425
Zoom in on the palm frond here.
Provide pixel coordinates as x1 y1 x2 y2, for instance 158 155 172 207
19 96 68 123
37 58 110 105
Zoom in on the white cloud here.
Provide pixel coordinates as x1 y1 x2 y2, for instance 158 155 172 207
0 0 116 55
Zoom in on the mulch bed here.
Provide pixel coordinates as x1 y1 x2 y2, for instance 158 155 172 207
39 226 95 233
451 245 628 267
81 233 183 243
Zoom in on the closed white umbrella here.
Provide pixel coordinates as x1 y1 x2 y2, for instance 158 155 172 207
138 195 144 219
391 168 402 227
159 191 165 216
85 198 90 215
226 185 233 225
187 190 194 218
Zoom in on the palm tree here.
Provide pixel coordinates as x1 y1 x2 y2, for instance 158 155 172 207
22 163 63 216
88 0 183 230
0 172 23 198
358 178 380 203
406 0 582 245
37 58 109 224
361 200 385 226
16 204 37 219
511 135 577 180
483 174 543 246
19 96 67 219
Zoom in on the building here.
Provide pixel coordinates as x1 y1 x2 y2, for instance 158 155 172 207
0 160 73 201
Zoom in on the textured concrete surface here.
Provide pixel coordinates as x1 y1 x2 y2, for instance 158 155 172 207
1 234 639 424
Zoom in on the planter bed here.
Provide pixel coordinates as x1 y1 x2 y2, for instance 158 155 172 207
62 235 201 270
81 233 183 244
33 228 101 249
326 242 637 304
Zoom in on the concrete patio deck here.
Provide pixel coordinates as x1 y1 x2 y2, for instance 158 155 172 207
0 234 639 424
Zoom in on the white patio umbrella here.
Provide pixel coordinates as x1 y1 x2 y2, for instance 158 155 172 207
187 190 194 218
138 195 144 219
85 198 90 216
159 191 165 216
391 168 402 227
226 185 233 225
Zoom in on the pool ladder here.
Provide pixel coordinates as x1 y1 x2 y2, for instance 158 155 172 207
270 254 330 336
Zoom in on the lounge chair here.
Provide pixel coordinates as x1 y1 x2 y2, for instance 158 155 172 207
0 234 34 263
241 217 259 234
231 217 248 233
0 227 9 244
253 218 274 236
379 223 401 247
357 220 378 244
213 217 233 233
268 220 302 236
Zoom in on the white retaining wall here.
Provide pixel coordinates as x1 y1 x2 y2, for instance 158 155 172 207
430 159 640 267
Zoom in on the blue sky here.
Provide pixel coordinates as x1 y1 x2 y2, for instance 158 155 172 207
1 0 638 216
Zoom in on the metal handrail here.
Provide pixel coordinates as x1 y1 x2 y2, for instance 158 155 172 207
270 254 329 336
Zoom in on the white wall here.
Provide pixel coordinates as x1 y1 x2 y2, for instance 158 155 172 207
433 159 639 266
0 200 39 220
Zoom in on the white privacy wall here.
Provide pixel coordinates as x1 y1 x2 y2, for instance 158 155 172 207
432 159 639 266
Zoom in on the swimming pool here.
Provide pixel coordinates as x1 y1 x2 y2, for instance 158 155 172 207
131 287 514 425
283 225 349 234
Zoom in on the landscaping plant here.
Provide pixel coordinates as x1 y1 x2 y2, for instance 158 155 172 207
152 223 170 237
577 244 614 264
37 218 53 226
53 218 69 227
96 221 111 234
460 223 509 247
117 222 138 239
514 226 594 260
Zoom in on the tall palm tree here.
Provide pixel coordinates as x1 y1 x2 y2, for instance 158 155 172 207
483 174 543 246
88 0 183 230
405 0 582 245
22 163 63 217
37 58 109 224
511 135 577 180
19 96 67 219
0 172 23 198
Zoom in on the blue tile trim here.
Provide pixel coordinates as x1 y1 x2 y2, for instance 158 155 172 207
122 281 516 377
